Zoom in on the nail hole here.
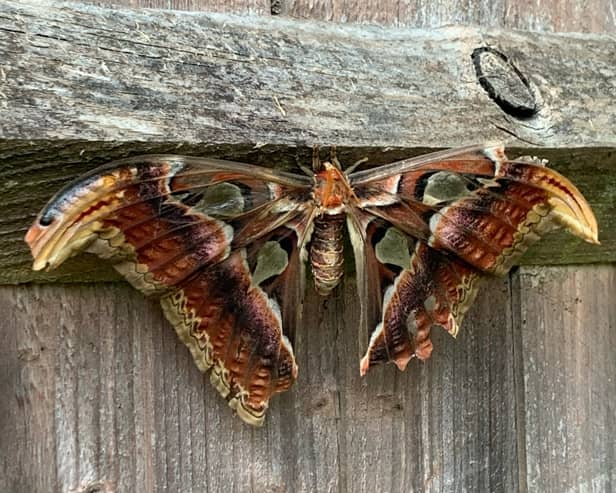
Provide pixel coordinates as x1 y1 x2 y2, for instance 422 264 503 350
472 47 538 119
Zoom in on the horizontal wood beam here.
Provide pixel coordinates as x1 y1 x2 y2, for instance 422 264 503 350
0 1 614 283
1 1 615 147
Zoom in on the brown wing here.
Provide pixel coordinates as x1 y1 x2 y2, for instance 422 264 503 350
25 155 314 425
347 144 598 374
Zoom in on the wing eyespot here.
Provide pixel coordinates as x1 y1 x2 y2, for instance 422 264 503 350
39 214 54 227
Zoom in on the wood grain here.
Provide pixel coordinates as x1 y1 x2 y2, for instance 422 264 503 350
278 0 507 27
120 0 270 14
503 0 616 33
0 276 522 493
101 0 616 33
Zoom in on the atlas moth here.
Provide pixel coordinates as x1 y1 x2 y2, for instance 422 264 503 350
26 144 598 425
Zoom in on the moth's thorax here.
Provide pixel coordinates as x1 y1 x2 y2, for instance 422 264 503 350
313 162 353 214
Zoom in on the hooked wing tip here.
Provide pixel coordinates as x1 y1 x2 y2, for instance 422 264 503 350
359 352 412 377
530 164 600 246
548 196 600 246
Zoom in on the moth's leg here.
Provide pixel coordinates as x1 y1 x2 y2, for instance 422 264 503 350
312 145 322 172
345 157 369 174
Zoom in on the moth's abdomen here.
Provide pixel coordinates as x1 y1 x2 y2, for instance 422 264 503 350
310 213 345 296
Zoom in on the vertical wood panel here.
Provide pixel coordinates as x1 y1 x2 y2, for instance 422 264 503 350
0 289 59 493
514 266 616 492
0 278 522 492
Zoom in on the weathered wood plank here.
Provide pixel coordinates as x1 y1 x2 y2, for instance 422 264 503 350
502 0 616 33
0 286 60 493
1 1 614 147
513 265 616 491
277 0 616 33
102 0 616 34
0 277 522 492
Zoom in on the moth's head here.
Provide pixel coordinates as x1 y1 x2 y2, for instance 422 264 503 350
314 162 353 209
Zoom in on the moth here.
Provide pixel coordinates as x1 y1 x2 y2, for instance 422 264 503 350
26 144 598 425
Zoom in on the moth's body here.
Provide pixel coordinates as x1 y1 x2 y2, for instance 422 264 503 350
310 160 355 295
25 145 598 425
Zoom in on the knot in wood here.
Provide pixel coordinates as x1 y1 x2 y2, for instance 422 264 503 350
472 47 538 119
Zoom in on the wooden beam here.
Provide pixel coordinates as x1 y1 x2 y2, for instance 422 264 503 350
0 1 614 283
1 1 615 146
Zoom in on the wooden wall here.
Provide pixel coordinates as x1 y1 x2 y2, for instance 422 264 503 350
1 1 614 492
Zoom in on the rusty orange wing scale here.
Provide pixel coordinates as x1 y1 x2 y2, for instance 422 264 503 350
26 145 598 424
